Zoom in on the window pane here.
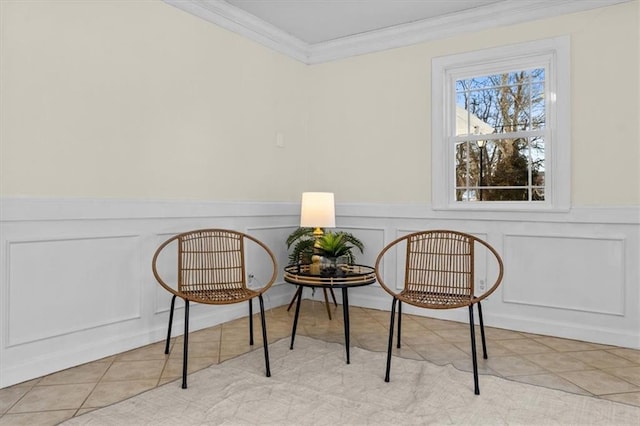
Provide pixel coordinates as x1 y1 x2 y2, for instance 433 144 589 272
477 140 493 188
531 68 545 83
455 141 470 188
455 94 492 136
482 188 529 201
453 136 545 202
531 82 545 129
488 138 530 187
532 137 545 187
456 189 475 202
455 68 546 135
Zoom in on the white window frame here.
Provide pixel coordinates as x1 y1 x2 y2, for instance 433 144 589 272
432 36 570 211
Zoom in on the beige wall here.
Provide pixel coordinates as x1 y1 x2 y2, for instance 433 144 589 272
0 0 310 201
1 1 638 204
308 1 639 204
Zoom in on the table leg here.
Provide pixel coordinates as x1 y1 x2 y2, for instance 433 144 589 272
290 285 303 350
286 286 302 311
288 286 335 320
329 288 338 306
342 287 350 364
322 288 332 320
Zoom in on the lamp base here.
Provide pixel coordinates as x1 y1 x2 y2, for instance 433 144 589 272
310 227 324 275
310 254 321 275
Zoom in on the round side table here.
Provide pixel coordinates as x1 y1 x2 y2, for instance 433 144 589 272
284 264 376 364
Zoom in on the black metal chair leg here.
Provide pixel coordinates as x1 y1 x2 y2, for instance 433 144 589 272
182 300 190 389
258 295 271 377
397 300 402 349
477 301 488 359
165 295 176 354
468 305 480 395
249 299 254 346
385 297 398 382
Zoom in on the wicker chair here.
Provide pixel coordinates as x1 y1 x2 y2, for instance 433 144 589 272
375 230 504 395
152 229 277 389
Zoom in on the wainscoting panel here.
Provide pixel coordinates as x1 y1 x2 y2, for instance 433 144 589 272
7 235 141 347
502 234 625 316
338 209 639 351
0 199 298 388
1 197 638 388
246 225 294 287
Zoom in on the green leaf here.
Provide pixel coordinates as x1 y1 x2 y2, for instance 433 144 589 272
286 227 314 248
285 227 365 265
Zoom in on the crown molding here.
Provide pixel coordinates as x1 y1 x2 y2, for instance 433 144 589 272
163 0 310 62
163 0 632 65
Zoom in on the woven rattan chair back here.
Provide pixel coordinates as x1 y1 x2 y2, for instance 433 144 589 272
375 229 503 395
178 230 249 304
403 231 475 308
152 228 277 388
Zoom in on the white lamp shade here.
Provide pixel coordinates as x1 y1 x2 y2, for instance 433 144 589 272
300 192 336 228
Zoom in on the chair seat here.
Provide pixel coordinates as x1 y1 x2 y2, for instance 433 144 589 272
182 287 259 304
400 290 472 308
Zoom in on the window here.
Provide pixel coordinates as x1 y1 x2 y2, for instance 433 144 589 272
432 37 570 211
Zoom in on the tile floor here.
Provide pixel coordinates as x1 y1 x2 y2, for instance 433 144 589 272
1 300 639 425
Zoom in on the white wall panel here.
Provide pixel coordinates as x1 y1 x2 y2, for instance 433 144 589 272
338 205 639 350
7 235 141 346
503 234 625 316
1 197 638 389
0 198 299 388
335 226 385 269
246 226 292 287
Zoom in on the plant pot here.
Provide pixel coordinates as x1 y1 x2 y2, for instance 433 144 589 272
320 256 348 277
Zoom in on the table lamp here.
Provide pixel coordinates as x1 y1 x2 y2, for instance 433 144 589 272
300 192 335 273
300 192 335 236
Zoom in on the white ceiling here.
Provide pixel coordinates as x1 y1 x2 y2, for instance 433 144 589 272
225 0 503 44
164 0 630 63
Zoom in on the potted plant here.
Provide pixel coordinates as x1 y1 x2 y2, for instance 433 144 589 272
286 227 364 265
317 232 354 259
